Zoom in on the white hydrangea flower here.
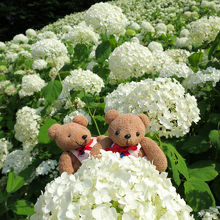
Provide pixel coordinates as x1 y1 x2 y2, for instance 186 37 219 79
32 59 47 70
26 29 37 38
0 80 11 94
31 151 193 220
141 21 155 33
0 138 12 169
62 69 104 95
105 78 200 138
63 109 91 124
19 74 47 98
198 206 220 220
128 21 140 30
5 52 18 62
2 150 32 175
167 24 174 33
180 29 190 38
4 83 18 96
84 2 128 36
36 160 58 177
159 62 193 78
108 42 154 82
37 31 57 40
14 106 41 151
155 23 167 34
148 41 163 52
64 97 86 110
13 34 29 44
18 50 32 59
183 67 220 93
175 37 191 49
63 22 99 45
31 39 68 60
165 49 191 64
0 42 6 50
62 25 72 33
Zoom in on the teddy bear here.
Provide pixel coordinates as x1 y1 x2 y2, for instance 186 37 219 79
90 110 167 172
48 115 104 174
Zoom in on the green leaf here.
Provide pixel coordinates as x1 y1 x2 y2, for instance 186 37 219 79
12 200 34 216
212 176 220 201
184 178 215 212
208 31 220 60
182 136 210 154
74 44 90 61
189 160 218 181
42 80 62 105
209 130 220 150
6 172 25 193
162 143 189 186
95 40 112 63
188 52 203 67
38 118 57 144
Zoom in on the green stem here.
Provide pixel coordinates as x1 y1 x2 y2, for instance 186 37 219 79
155 133 162 147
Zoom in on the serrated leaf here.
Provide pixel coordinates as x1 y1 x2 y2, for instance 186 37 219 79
209 130 220 150
162 143 189 186
38 118 57 144
188 52 203 67
12 200 34 216
184 178 215 212
74 44 90 61
95 40 112 63
6 172 25 193
182 136 210 154
42 80 62 104
189 160 218 181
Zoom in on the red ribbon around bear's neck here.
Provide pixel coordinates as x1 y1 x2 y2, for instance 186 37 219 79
106 144 137 156
77 139 93 156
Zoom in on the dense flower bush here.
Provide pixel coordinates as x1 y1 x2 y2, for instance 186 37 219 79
0 0 220 219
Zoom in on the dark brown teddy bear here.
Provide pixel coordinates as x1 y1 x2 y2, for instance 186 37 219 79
48 115 103 174
90 110 167 172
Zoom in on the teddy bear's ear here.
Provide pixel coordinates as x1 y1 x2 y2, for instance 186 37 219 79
48 124 61 139
105 110 120 124
72 115 88 127
138 114 150 128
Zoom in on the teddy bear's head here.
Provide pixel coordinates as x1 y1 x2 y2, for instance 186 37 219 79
105 110 149 146
48 115 91 151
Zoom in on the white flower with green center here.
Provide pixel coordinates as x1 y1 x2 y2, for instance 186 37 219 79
105 78 200 138
31 151 193 220
84 2 128 36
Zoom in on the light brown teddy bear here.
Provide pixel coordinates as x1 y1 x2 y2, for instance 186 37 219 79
90 110 167 172
48 115 103 174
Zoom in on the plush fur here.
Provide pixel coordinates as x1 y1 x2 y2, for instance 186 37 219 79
90 110 167 172
48 115 104 174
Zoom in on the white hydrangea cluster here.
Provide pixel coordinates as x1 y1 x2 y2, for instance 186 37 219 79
32 59 47 70
0 42 6 50
37 31 57 40
62 69 104 95
105 78 200 138
31 39 68 60
26 29 37 38
187 16 220 46
2 149 32 175
63 109 91 124
13 34 29 44
14 106 41 151
36 160 58 177
108 42 154 82
63 22 99 45
0 80 11 94
141 21 155 33
148 41 163 52
198 206 220 220
165 49 191 64
0 138 12 169
19 74 47 98
183 67 220 91
84 2 128 36
31 151 193 220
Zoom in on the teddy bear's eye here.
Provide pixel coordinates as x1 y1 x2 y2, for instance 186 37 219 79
136 132 140 136
68 134 71 138
115 130 120 135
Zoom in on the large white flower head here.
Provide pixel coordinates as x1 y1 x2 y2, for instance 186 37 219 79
14 106 41 151
13 34 29 44
187 16 220 46
165 49 191 64
31 38 68 60
62 69 104 95
63 22 99 45
84 2 128 36
63 109 91 124
32 59 47 70
2 150 32 175
0 42 6 51
105 78 200 138
108 42 154 82
31 151 193 220
0 138 12 169
19 74 47 98
26 29 37 38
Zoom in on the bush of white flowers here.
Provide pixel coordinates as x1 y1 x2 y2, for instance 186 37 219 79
31 151 194 220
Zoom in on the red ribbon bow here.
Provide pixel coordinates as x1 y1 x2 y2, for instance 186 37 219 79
106 144 137 156
77 139 93 156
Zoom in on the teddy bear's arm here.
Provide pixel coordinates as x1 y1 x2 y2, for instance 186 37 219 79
90 137 113 158
140 137 167 172
59 152 81 174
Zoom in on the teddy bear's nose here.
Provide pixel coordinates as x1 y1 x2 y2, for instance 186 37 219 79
82 135 87 140
124 134 131 139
